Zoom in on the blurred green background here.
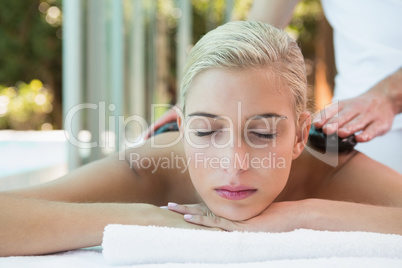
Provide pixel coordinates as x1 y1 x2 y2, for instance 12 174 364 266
0 0 329 131
0 0 62 130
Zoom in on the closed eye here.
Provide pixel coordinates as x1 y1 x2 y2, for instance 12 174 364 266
195 130 216 137
251 132 277 139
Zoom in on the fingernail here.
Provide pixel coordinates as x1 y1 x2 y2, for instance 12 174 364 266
184 214 193 220
159 206 168 209
168 202 177 207
359 134 367 141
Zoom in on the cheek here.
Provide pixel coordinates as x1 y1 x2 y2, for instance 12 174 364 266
183 142 211 189
250 134 295 194
253 133 295 172
274 128 297 160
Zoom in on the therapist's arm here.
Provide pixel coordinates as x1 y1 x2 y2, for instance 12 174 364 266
248 0 300 29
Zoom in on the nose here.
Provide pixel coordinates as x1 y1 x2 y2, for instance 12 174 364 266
223 139 250 175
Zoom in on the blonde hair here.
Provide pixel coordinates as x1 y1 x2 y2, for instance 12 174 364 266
179 20 307 120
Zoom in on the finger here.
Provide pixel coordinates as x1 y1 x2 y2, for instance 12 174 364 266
167 202 206 216
144 109 178 139
183 214 237 231
143 123 155 140
153 111 178 130
337 114 371 138
167 202 208 212
322 108 359 135
314 101 342 128
313 108 328 129
355 121 389 143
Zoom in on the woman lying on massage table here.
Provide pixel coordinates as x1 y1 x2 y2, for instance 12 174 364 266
1 21 401 257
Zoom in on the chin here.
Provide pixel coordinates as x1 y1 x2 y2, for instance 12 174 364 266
211 206 262 222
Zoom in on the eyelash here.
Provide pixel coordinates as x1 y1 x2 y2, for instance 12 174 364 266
195 131 277 140
252 132 277 140
195 131 217 137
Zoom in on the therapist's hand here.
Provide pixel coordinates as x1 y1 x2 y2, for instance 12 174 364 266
314 68 402 143
144 107 178 140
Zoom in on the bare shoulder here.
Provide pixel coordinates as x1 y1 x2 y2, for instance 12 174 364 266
316 150 402 206
124 131 197 204
6 132 195 205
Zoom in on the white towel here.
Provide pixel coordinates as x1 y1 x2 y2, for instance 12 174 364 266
102 224 402 265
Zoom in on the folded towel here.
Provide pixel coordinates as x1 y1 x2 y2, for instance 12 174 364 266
102 224 402 265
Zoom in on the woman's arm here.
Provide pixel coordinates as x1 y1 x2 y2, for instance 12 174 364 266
303 199 402 234
168 152 402 234
0 194 208 256
167 199 402 235
0 194 155 256
0 132 200 256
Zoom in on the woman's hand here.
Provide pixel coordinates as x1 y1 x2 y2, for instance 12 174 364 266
166 201 308 232
146 204 219 231
167 199 402 235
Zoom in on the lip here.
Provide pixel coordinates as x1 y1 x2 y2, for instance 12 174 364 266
215 185 257 200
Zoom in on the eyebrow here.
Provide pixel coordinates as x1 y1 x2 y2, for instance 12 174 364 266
187 112 224 120
187 112 287 120
250 113 288 120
